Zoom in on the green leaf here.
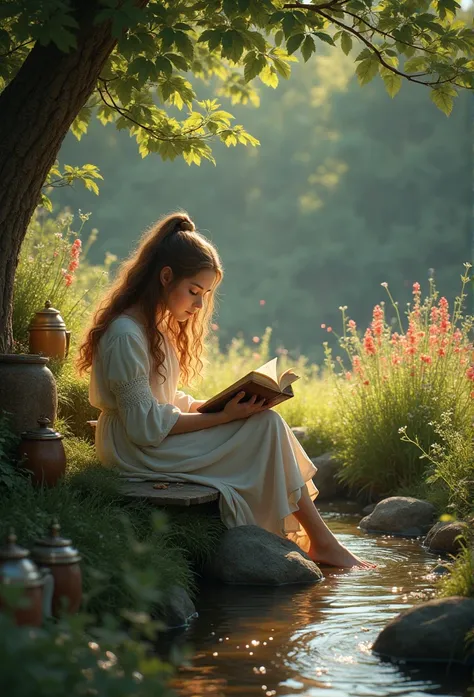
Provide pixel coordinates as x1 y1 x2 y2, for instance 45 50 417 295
167 53 188 71
313 31 336 47
286 33 305 55
404 56 428 74
271 56 291 79
356 57 379 85
301 35 316 62
244 51 267 82
430 84 456 115
340 32 352 56
260 64 278 88
222 30 245 63
274 30 284 47
380 68 402 97
156 56 173 77
174 30 194 60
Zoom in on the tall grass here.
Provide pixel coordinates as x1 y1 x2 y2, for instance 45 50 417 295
324 267 474 499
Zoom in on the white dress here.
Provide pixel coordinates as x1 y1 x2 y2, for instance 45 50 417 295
90 316 318 546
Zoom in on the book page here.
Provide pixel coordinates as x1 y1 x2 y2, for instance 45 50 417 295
254 357 279 386
279 369 300 392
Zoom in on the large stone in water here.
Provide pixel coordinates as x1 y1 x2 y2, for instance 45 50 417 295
359 496 435 537
373 596 474 664
205 525 323 586
424 521 470 555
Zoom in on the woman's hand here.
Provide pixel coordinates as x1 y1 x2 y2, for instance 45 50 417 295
222 392 268 422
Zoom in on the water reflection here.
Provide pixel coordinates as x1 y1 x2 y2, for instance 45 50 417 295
170 504 472 697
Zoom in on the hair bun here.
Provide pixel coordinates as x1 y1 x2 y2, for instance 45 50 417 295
176 216 195 233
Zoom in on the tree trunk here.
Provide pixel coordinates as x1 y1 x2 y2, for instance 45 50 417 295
0 2 147 352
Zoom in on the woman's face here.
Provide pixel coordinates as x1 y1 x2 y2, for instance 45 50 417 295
162 267 217 322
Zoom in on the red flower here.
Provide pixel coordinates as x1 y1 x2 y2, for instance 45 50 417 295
363 328 376 355
64 273 73 287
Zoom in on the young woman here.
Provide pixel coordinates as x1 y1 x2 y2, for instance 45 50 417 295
78 212 373 569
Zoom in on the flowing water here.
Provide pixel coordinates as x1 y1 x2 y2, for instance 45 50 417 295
170 501 472 697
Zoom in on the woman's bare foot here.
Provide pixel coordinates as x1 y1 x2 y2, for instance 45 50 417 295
308 541 376 569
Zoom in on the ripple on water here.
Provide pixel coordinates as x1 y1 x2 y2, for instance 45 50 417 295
170 509 472 697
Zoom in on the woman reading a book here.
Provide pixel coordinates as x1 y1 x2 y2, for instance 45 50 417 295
78 212 373 569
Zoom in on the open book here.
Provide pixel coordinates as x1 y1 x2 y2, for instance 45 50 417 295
197 357 300 414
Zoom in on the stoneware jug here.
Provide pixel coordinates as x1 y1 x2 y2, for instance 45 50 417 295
31 521 82 617
19 417 66 487
0 354 57 435
0 530 44 627
28 300 71 359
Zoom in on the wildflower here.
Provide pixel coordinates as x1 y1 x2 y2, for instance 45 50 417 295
348 319 356 331
471 391 474 399
68 260 79 272
412 282 421 294
259 299 266 306
211 323 219 331
327 326 332 333
363 328 376 355
252 336 260 344
420 354 432 365
352 355 363 375
321 324 326 329
392 354 402 366
371 304 384 338
63 273 73 287
466 366 474 382
252 353 261 361
381 282 388 288
363 379 369 386
345 371 351 380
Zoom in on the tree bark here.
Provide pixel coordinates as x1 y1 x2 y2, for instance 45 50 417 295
0 1 147 352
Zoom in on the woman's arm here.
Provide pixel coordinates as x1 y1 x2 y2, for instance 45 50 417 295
168 392 268 435
189 399 207 413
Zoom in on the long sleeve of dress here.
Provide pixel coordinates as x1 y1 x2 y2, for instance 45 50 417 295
173 390 195 413
101 332 180 447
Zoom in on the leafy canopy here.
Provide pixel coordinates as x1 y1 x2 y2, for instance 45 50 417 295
1 0 473 177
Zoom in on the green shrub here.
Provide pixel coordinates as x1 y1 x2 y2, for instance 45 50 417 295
324 268 474 499
437 542 474 599
52 358 99 440
12 209 113 351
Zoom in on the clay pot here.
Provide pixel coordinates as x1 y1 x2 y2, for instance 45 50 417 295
28 300 71 360
31 521 82 617
0 354 57 435
0 530 44 627
18 417 66 487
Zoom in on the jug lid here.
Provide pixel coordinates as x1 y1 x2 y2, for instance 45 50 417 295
0 529 44 587
28 300 66 331
21 416 63 441
31 521 81 565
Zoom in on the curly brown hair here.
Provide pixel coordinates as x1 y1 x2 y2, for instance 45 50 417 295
77 211 223 384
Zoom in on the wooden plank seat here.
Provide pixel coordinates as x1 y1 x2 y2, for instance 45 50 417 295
86 420 219 506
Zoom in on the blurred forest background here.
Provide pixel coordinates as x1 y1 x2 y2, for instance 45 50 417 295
55 48 473 362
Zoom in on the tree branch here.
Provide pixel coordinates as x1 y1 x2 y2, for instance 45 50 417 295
0 39 34 58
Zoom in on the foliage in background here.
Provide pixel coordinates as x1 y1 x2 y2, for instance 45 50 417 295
400 411 474 519
56 47 472 361
324 267 474 499
12 210 115 351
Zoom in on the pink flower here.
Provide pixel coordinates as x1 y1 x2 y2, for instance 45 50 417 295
321 323 326 329
64 273 73 287
348 319 357 331
327 326 332 333
363 328 376 356
412 282 421 294
259 299 266 306
420 354 432 364
466 366 474 382
252 336 260 344
68 260 79 272
211 323 219 331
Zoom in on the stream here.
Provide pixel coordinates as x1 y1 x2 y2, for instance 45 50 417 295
170 501 472 697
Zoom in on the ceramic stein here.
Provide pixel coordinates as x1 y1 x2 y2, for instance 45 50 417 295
30 521 82 617
18 417 66 487
28 300 71 359
0 530 44 627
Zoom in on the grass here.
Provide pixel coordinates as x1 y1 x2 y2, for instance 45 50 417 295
0 434 226 617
